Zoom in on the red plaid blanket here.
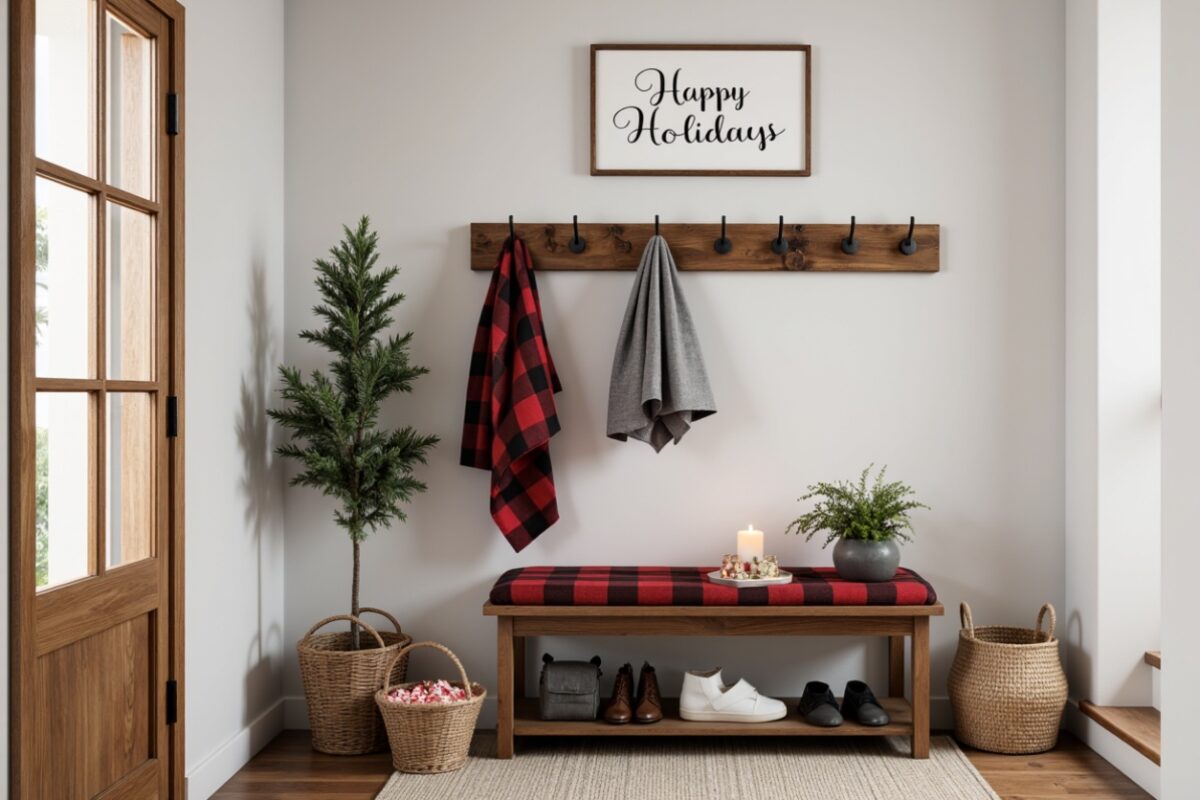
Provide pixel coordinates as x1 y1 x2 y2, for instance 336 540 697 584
489 566 937 606
460 237 562 552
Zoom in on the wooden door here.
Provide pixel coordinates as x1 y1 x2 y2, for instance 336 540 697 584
9 0 185 796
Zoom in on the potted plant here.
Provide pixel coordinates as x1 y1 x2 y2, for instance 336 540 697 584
785 465 927 582
270 217 439 754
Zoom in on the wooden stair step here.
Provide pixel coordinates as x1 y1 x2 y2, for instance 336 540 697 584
1144 650 1161 669
1079 701 1160 765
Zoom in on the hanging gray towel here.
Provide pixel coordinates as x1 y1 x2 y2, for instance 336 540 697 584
607 235 717 451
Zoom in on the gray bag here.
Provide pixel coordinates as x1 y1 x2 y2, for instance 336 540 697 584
539 654 602 720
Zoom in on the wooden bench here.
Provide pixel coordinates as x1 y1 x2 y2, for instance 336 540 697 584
483 601 944 759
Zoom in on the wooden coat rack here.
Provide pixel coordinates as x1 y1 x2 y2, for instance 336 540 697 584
469 219 940 272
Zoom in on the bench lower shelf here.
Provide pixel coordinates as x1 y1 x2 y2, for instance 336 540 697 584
489 601 941 758
514 697 913 737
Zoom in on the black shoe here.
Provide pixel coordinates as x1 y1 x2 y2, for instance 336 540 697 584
798 681 843 727
841 680 890 726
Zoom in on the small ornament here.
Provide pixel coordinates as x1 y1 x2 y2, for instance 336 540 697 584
720 553 739 579
760 555 780 578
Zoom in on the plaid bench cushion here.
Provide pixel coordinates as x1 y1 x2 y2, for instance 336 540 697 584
489 566 937 606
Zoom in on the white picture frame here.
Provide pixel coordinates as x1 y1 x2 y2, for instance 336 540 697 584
591 44 812 177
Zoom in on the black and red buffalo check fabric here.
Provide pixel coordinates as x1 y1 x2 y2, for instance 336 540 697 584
489 566 938 606
460 237 563 552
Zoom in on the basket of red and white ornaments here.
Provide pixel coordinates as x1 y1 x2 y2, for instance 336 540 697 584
374 641 486 774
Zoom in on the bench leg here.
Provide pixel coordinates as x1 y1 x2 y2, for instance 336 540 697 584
911 616 930 759
514 635 526 699
497 616 515 758
888 636 905 698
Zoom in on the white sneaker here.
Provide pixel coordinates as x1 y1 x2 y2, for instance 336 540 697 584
679 668 788 723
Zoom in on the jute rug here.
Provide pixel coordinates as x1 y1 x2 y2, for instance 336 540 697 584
376 734 1000 800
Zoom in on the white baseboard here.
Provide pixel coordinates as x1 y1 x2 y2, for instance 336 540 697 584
186 699 285 800
281 694 951 734
1064 701 1161 798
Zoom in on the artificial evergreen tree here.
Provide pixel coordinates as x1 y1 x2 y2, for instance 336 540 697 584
269 217 438 648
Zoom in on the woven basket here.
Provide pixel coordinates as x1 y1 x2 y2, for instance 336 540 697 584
297 608 412 755
375 641 486 774
949 602 1068 754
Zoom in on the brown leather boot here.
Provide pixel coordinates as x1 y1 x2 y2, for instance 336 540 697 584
635 662 663 723
603 663 634 724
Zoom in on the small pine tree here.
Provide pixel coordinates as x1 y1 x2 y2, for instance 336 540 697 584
269 217 438 648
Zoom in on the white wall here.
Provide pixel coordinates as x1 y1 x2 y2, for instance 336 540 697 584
183 0 287 797
1095 0 1161 711
1064 2 1161 793
281 0 1066 728
1065 0 1162 709
1064 0 1099 711
1161 0 1200 794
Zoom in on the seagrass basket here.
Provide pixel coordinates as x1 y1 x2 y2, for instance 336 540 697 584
949 602 1068 754
375 641 486 774
297 608 412 755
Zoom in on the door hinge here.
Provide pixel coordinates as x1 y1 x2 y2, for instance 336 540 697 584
166 395 178 438
166 680 178 725
167 93 180 135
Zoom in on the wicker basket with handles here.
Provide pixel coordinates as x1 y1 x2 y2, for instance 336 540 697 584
297 608 412 755
948 602 1068 754
375 641 486 774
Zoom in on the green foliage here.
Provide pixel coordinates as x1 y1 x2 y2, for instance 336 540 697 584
35 427 49 588
268 217 439 544
36 206 48 271
35 207 49 586
35 206 48 343
785 465 928 548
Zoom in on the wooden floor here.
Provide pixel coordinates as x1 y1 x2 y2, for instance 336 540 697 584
212 729 1150 800
958 736 1150 799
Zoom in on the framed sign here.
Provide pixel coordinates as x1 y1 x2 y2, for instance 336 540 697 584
591 44 811 177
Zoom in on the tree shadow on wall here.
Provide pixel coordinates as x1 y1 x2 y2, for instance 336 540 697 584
236 261 285 728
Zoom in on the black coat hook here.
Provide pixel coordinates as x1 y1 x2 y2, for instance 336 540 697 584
568 214 586 253
899 216 917 255
714 215 733 254
654 214 660 237
508 215 516 242
841 215 860 255
772 215 788 255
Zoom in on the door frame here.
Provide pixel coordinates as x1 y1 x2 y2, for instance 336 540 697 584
7 0 186 795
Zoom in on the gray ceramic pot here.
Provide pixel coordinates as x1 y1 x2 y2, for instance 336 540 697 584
832 538 900 582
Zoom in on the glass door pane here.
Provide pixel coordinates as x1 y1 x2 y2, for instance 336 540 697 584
36 392 95 590
106 11 153 198
107 202 154 380
35 177 96 379
35 0 96 175
106 393 153 566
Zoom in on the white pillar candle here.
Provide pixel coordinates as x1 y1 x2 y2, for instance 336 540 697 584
737 524 764 563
